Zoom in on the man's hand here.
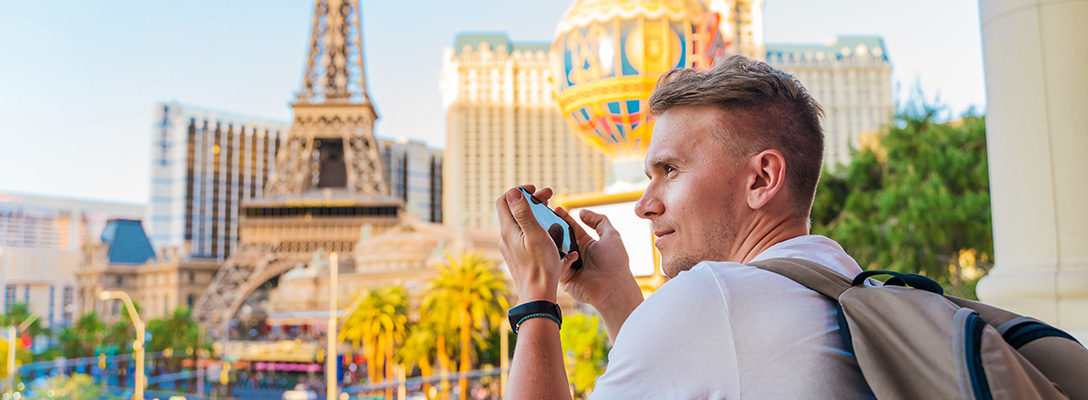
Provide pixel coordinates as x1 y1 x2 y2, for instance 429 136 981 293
496 185 579 303
497 185 576 400
497 185 643 341
554 207 643 342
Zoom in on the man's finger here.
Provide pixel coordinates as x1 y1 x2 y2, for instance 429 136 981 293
532 187 553 205
506 188 546 236
579 209 619 238
560 251 579 270
555 206 593 245
495 191 522 236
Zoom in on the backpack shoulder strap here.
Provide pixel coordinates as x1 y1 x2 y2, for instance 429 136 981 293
748 257 853 299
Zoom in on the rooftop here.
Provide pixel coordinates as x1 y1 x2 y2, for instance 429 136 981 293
100 219 157 265
766 35 889 61
452 32 551 56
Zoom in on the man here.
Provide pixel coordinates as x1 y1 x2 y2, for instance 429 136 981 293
495 55 872 399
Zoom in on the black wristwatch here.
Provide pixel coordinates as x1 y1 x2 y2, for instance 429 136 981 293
508 300 562 334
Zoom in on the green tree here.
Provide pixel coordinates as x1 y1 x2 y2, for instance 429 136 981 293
146 307 202 353
146 306 207 389
559 313 610 399
1 303 48 338
340 286 409 395
396 321 447 400
58 312 105 358
103 301 143 354
812 100 992 298
422 252 509 400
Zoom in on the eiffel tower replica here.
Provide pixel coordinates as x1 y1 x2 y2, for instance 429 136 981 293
194 0 404 340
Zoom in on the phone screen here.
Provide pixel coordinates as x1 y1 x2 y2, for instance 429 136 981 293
519 188 581 269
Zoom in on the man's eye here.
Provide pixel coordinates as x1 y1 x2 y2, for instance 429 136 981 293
665 165 677 174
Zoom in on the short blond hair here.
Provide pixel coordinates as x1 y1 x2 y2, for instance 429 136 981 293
649 55 825 215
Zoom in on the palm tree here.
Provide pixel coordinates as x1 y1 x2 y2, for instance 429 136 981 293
147 307 201 353
422 252 510 400
396 320 459 400
147 307 206 390
340 286 409 393
0 303 48 338
58 312 105 358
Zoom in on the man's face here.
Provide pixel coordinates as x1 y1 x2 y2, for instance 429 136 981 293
636 105 748 278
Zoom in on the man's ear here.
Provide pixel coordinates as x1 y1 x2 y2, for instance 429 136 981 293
745 149 786 210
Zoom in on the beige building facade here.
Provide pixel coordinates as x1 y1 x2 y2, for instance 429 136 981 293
0 192 144 329
75 218 220 322
442 33 609 230
766 36 895 168
76 255 220 322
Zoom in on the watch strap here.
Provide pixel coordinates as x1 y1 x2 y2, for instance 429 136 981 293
508 300 562 334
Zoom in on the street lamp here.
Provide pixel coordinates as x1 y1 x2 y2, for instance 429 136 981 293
6 313 38 397
100 290 146 400
326 252 339 400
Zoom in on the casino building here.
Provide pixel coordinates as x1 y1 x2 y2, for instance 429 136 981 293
440 33 609 230
443 0 895 234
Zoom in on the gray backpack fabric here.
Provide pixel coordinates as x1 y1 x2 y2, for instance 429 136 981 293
749 258 1088 400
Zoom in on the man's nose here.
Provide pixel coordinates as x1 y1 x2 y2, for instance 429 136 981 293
634 190 663 219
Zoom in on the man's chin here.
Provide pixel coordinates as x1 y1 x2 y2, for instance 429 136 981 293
661 256 702 279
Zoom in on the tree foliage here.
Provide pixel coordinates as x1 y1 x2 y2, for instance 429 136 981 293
422 252 510 400
147 307 205 354
812 100 992 298
559 313 610 399
341 286 409 393
58 312 105 358
0 303 48 338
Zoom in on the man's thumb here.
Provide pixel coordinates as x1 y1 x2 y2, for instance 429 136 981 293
580 209 616 236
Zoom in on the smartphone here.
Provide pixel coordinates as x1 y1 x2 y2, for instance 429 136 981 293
519 187 582 270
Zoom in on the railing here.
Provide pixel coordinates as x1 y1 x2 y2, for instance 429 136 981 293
341 366 505 393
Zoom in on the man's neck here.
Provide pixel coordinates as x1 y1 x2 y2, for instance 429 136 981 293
729 213 809 264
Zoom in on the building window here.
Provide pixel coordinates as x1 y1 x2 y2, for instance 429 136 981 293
115 276 123 286
189 271 195 284
187 295 195 308
49 285 55 328
4 285 15 312
63 286 74 325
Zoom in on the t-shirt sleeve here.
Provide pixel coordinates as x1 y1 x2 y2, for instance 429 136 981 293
589 264 739 399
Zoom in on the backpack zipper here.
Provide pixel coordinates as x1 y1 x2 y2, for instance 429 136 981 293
964 312 993 400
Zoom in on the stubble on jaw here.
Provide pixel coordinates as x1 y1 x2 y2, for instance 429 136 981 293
660 207 740 278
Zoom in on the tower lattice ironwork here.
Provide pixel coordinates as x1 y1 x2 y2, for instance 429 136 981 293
264 0 388 196
195 0 400 340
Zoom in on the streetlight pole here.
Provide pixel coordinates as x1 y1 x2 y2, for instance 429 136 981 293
326 252 339 400
6 313 38 397
5 325 13 397
100 290 145 400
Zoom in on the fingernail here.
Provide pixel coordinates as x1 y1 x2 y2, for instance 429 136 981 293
506 190 519 203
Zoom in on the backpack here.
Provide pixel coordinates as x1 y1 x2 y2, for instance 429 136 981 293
749 257 1088 399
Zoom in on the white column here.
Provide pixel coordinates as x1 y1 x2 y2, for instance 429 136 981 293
975 0 1088 342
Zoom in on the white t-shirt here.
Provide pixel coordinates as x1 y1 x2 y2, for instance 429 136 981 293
589 235 874 399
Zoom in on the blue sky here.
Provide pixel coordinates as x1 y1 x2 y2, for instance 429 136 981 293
0 0 984 204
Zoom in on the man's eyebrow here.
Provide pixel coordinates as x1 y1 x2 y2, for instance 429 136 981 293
645 156 681 177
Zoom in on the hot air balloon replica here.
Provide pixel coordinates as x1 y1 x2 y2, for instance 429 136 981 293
551 0 730 293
